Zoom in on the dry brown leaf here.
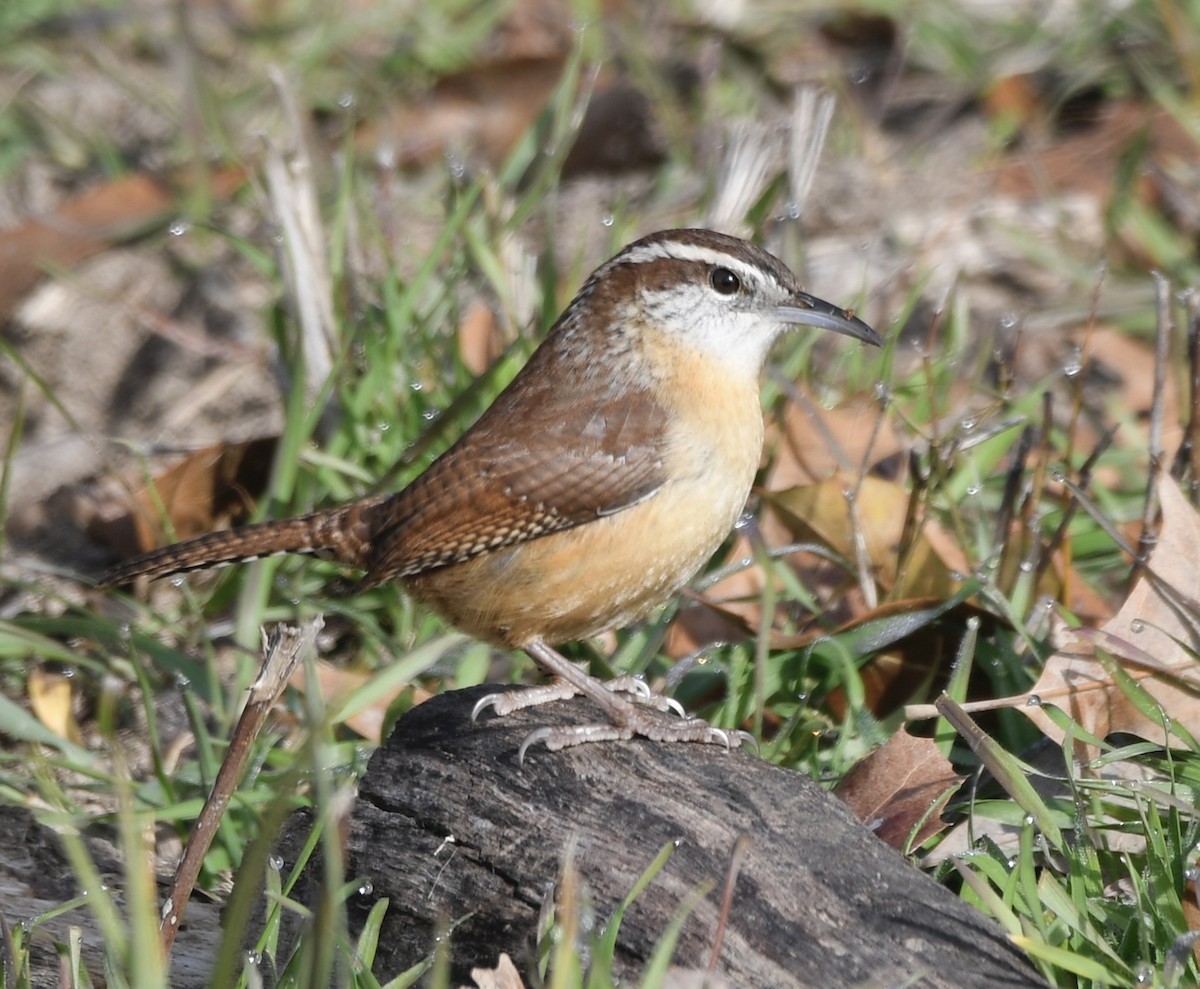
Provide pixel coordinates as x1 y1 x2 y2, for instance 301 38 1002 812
837 728 962 851
0 167 243 322
1185 861 1200 969
92 436 278 557
981 74 1045 133
360 57 567 169
765 474 970 600
28 668 82 745
994 100 1198 203
766 398 903 489
290 662 432 744
665 533 762 656
465 953 526 989
457 301 505 376
358 54 667 176
1022 477 1200 751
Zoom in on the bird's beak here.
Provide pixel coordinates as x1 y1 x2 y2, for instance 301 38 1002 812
772 291 882 347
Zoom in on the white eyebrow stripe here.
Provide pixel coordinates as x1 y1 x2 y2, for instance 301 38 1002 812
617 242 775 286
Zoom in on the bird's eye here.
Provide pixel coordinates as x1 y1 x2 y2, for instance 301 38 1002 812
710 267 741 295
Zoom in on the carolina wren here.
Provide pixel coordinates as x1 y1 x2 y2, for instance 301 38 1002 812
102 229 881 751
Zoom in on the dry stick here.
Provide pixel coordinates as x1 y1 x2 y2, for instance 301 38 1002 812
845 392 889 610
1022 392 1054 591
993 424 1035 592
159 617 323 956
708 834 751 973
1176 290 1200 493
1034 426 1116 589
1133 273 1174 581
892 448 929 594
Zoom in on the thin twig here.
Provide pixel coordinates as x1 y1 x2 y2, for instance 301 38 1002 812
159 617 322 956
1177 289 1200 494
708 834 751 973
1133 273 1173 580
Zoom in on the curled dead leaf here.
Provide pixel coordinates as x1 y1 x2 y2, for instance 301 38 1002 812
837 728 963 852
1021 477 1200 753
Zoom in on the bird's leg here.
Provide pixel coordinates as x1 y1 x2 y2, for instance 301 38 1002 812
472 638 752 758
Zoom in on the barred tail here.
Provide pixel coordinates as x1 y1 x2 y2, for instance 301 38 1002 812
99 501 380 587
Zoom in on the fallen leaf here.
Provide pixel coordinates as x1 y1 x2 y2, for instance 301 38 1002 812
994 100 1198 204
1185 860 1200 969
666 533 762 657
91 436 278 557
837 728 963 852
1021 477 1200 753
290 661 432 744
358 55 671 176
0 167 243 321
764 474 971 601
766 397 903 489
465 953 526 989
457 301 505 376
28 668 82 745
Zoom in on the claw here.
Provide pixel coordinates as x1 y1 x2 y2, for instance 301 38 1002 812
707 726 732 750
471 692 505 722
517 727 554 765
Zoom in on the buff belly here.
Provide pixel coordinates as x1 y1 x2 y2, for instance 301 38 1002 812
404 466 750 646
405 333 766 649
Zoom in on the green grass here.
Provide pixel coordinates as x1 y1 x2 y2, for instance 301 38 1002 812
2 0 1200 986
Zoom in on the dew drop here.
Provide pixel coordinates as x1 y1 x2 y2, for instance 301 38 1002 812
601 214 614 227
1026 694 1042 707
1130 619 1145 633
268 854 284 872
1023 814 1035 826
168 219 190 237
337 91 356 109
358 880 373 896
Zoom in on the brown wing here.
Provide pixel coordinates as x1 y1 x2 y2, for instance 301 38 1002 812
362 367 669 584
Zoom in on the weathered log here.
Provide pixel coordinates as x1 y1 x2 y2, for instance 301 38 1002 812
321 686 1044 988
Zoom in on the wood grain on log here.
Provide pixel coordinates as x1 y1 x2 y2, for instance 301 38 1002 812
305 686 1045 988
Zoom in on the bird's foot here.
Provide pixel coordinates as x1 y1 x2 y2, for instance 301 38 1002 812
471 675 684 722
517 712 754 763
477 639 752 761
